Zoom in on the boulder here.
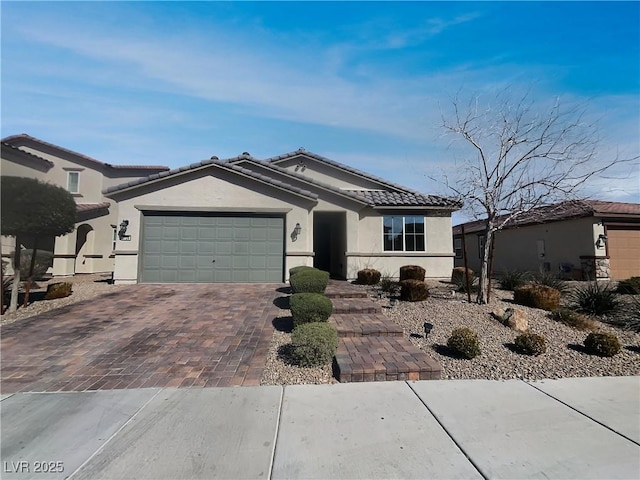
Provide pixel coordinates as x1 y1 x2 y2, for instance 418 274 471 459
491 307 528 332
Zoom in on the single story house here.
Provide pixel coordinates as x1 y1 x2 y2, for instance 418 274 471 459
452 200 640 280
1 134 169 276
104 149 461 284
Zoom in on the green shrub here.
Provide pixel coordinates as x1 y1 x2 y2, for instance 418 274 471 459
18 250 54 280
616 277 640 294
44 282 73 300
356 268 381 285
583 332 621 357
571 282 619 316
513 284 561 311
551 308 598 331
378 274 400 296
499 270 531 291
452 272 478 293
289 269 330 294
531 270 568 294
289 266 315 277
514 332 547 356
399 265 425 282
447 327 480 359
291 322 338 367
399 279 429 302
290 293 333 327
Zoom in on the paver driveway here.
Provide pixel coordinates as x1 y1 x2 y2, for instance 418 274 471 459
0 284 284 393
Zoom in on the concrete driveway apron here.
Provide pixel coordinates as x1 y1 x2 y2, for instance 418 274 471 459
0 284 283 393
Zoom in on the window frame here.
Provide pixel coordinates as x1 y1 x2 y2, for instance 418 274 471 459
454 237 463 259
382 215 426 252
478 235 486 259
67 171 80 194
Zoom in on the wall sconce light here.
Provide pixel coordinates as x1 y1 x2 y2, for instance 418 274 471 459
118 220 131 241
291 222 302 242
596 234 608 249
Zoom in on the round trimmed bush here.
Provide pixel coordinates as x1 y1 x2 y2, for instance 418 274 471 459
399 265 425 282
290 269 330 294
447 327 480 359
289 266 315 277
514 332 547 356
399 279 429 302
290 293 333 327
44 282 73 300
356 268 381 285
584 332 621 357
291 322 338 367
451 267 474 285
513 284 561 311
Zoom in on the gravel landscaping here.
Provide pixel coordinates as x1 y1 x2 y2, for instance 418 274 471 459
262 280 640 385
3 275 637 385
0 273 123 326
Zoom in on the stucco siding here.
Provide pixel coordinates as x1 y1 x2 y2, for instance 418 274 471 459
455 217 601 276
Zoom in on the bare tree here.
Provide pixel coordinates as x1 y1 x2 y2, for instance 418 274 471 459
438 89 634 304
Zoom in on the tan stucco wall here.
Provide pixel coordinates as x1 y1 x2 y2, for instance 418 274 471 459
454 217 601 276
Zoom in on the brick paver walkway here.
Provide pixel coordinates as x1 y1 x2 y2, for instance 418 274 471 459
0 284 282 393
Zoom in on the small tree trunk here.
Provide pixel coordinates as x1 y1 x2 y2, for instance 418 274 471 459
476 222 494 304
23 237 39 308
9 237 21 312
460 224 471 303
487 234 496 303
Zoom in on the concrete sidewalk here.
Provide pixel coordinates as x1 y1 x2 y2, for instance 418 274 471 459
1 377 639 479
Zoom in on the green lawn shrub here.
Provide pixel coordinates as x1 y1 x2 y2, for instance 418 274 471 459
498 270 531 291
399 279 429 302
583 332 621 357
571 281 619 315
289 269 330 294
513 332 547 356
531 270 568 294
513 284 561 311
399 265 425 282
616 277 640 294
447 327 481 359
290 293 333 327
289 266 316 277
356 268 381 285
291 322 338 367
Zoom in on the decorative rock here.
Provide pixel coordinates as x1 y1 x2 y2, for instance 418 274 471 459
399 265 426 282
491 307 528 332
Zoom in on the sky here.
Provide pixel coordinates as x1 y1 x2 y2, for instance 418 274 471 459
2 1 639 224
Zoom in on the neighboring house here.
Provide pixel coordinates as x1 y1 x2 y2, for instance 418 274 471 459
1 134 169 276
103 149 461 284
452 200 640 281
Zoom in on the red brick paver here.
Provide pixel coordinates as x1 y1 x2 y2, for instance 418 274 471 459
329 313 403 337
0 284 282 393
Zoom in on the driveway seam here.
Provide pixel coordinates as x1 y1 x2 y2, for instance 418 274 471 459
406 381 489 480
66 387 163 479
267 385 285 480
524 380 640 446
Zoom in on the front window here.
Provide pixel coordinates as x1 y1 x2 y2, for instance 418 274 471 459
454 238 463 259
478 235 486 259
383 216 425 252
67 171 79 193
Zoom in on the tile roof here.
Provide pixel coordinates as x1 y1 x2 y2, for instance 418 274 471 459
453 199 640 235
344 189 461 208
267 148 429 196
1 141 54 168
232 158 370 205
264 148 461 209
76 202 111 213
1 134 169 172
103 154 318 200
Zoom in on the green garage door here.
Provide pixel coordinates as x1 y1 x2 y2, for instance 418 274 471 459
140 213 284 283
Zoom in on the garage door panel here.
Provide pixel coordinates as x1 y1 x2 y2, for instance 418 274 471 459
141 214 283 283
608 226 640 280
